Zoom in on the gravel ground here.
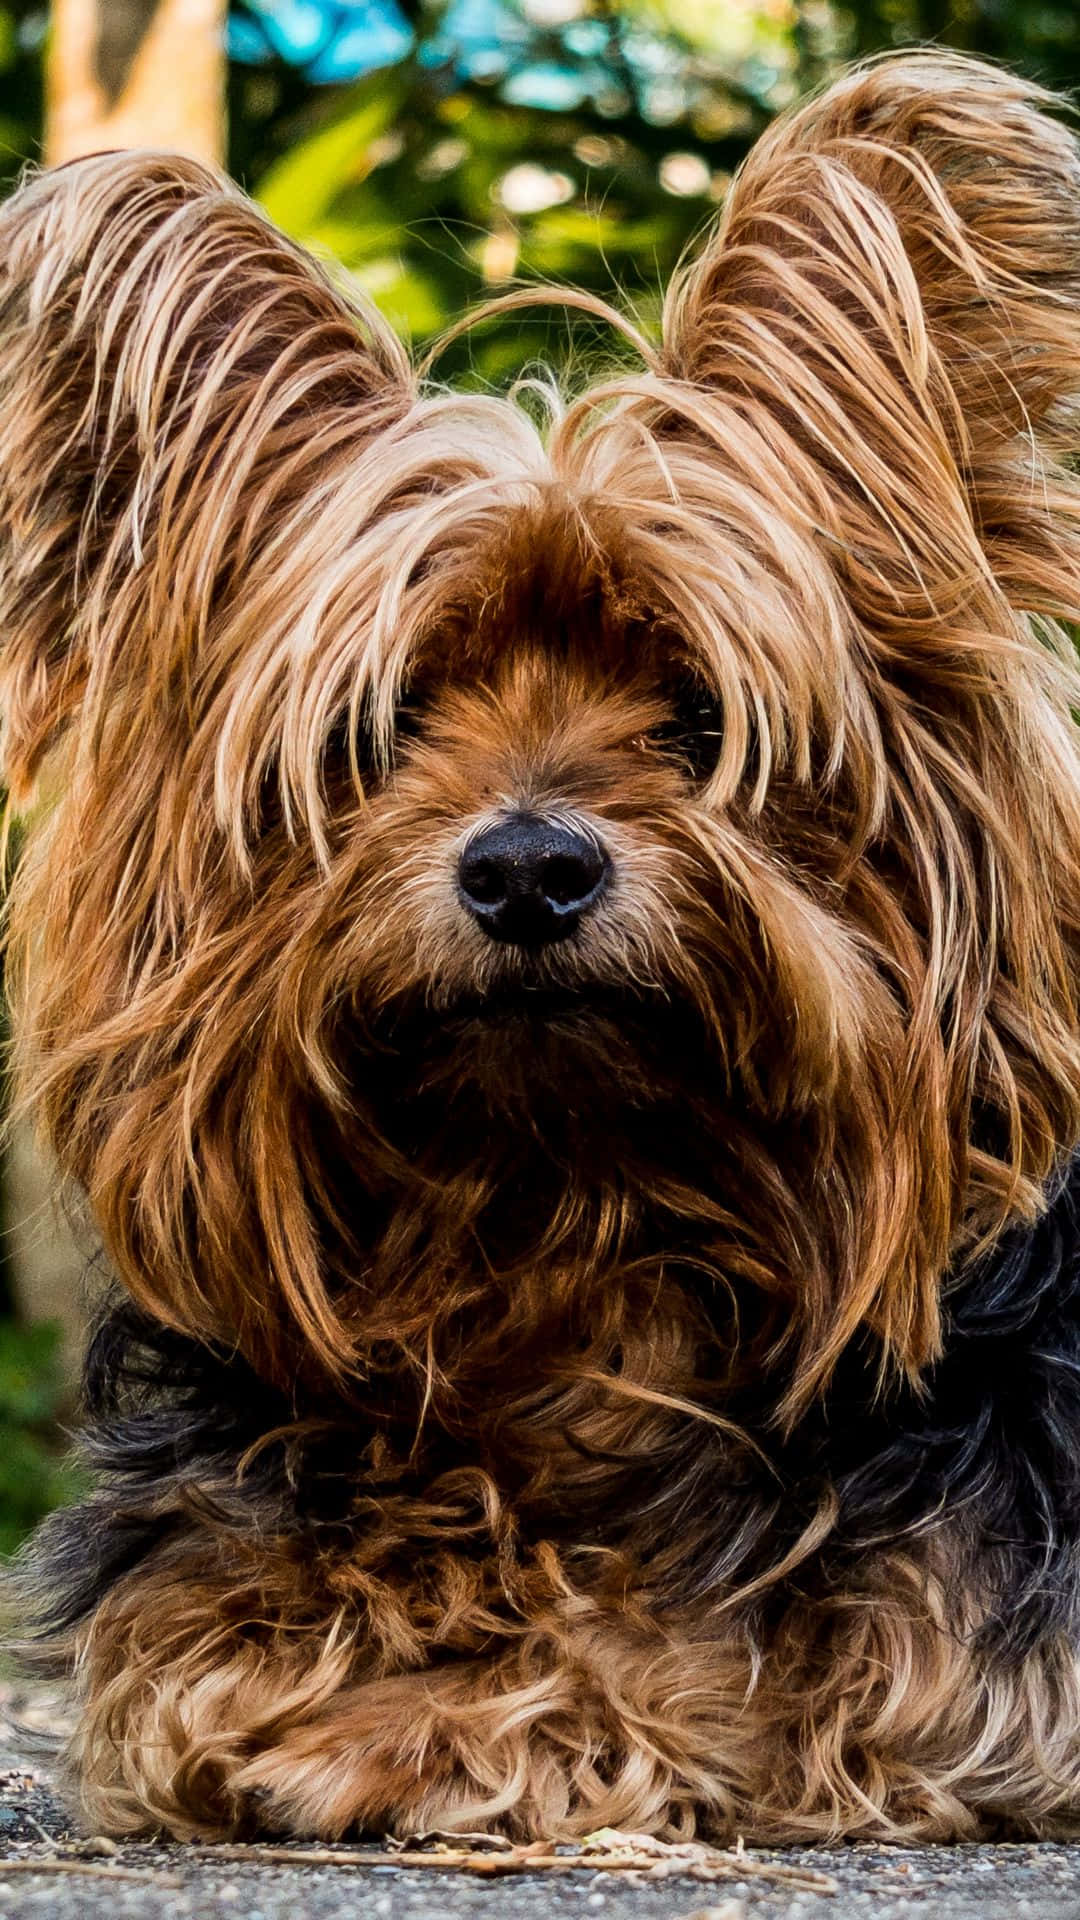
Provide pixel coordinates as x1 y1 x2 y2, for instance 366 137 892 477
0 1701 1077 1920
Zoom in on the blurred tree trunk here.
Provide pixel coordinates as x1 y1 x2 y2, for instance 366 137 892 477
47 0 226 166
5 1120 94 1395
7 0 227 1390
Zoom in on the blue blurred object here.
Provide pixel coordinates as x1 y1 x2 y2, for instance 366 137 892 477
229 0 415 82
226 0 791 128
231 0 629 107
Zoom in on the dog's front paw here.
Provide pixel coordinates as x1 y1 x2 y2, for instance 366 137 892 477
235 1649 727 1842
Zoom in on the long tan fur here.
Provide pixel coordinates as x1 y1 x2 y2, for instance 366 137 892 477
5 51 1080 1843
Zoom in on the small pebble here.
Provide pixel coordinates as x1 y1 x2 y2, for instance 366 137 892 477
676 1903 745 1920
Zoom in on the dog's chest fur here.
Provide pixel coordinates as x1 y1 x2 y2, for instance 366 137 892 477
35 1156 1080 1670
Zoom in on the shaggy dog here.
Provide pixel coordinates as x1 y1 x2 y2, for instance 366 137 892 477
3 49 1080 1845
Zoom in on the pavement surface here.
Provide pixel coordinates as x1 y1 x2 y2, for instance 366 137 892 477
0 1693 1077 1919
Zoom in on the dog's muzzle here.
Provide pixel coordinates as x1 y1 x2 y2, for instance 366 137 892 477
457 811 610 947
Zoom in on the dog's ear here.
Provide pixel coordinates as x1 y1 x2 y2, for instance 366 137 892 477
665 54 1080 560
0 153 414 1386
660 53 1080 1391
0 150 411 800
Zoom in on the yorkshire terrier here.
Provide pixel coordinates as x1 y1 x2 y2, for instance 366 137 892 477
3 48 1080 1846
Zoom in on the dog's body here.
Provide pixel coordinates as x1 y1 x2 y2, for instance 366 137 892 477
5 50 1080 1843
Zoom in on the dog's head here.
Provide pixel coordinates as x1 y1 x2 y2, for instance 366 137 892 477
5 53 1080 1416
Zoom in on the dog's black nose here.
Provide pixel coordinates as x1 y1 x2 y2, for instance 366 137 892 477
458 812 609 945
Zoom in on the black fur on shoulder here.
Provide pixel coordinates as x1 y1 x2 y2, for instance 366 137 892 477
16 1304 324 1651
639 1156 1080 1656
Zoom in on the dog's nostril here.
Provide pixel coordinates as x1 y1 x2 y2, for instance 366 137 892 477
539 852 602 909
458 813 610 945
459 857 507 907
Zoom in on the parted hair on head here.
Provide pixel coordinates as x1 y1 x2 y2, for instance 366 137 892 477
6 47 1080 1848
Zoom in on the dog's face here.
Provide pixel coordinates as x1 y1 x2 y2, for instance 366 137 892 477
180 437 922 1414
300 557 851 1114
6 54 1080 1417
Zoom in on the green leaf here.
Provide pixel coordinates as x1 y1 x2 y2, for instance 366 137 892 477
0 1321 64 1426
258 75 407 234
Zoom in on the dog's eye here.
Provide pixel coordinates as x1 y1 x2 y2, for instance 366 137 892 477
392 685 426 754
653 676 725 783
322 714 375 794
323 688 427 793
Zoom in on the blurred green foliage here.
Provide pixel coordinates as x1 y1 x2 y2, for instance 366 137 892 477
0 1 40 185
0 1320 82 1554
232 0 794 377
